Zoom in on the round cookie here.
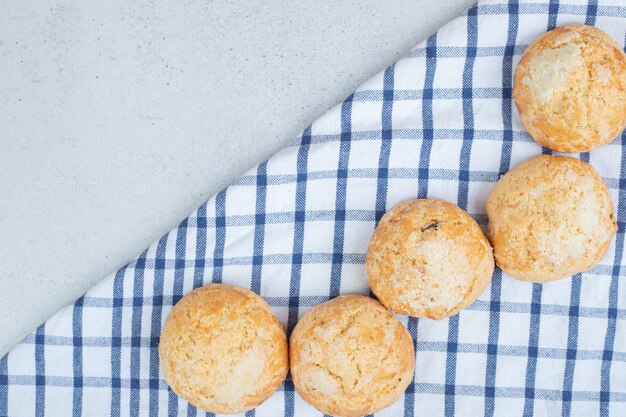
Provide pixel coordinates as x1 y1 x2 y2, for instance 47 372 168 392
486 155 617 282
159 284 288 414
366 199 494 319
513 24 626 152
290 295 414 417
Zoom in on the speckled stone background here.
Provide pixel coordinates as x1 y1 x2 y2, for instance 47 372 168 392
0 0 474 356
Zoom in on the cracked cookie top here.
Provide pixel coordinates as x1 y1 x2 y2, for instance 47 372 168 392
366 199 494 319
513 24 626 152
289 295 414 417
159 284 288 414
486 155 617 282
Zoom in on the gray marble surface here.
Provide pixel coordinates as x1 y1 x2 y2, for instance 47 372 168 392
0 0 474 356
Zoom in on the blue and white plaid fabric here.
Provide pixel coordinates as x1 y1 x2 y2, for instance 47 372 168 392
2 1 625 416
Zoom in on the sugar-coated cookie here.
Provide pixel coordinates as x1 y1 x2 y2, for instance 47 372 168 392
159 284 288 414
486 155 617 282
366 199 494 319
290 295 414 417
514 24 626 152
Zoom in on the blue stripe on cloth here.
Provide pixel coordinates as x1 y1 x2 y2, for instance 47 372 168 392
285 126 312 417
578 0 596 167
585 0 598 25
484 270 502 417
0 355 7 416
283 128 537 147
413 342 626 360
5 372 626 399
130 252 148 416
485 2 519 415
64 292 626 317
35 243 619 272
35 324 45 417
148 235 169 416
562 274 582 416
457 3 479 211
189 204 208 413
110 269 125 416
580 153 590 164
404 317 419 417
411 383 626 401
217 165 507 195
231 161 626 189
541 145 552 155
246 162 268 417
408 44 528 59
477 2 624 16
418 34 438 199
374 66 394 224
559 7 597 417
0 372 625 404
252 162 268 294
191 199 216 416
172 219 196 417
174 204 494 227
353 86 514 101
134 251 367 267
212 190 227 285
499 0 518 176
16 332 626 361
369 64 395 301
522 284 543 417
408 30 438 417
170 223 190 414
193 203 208 289
191 204 209 413
444 304 461 411
600 131 626 417
547 0 559 29
284 379 295 417
446 4 479 416
72 297 84 417
286 126 312 334
330 95 354 297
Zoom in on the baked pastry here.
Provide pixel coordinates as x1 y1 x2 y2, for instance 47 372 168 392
513 24 626 152
486 155 617 282
159 284 288 414
290 295 414 417
366 199 494 319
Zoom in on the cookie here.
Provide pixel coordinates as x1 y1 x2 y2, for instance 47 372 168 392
366 199 494 319
290 295 414 417
513 24 626 152
486 155 617 282
158 284 288 414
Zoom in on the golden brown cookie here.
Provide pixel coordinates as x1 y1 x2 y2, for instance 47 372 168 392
290 295 414 417
366 199 494 319
513 24 626 152
486 155 617 282
158 284 288 414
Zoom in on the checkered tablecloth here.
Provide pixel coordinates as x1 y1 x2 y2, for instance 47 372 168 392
2 1 625 416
